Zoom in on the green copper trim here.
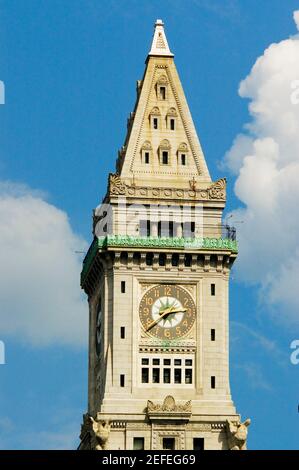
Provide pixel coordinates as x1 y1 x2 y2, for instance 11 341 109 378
81 235 238 284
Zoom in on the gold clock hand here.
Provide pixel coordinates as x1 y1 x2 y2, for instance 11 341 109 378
146 306 187 331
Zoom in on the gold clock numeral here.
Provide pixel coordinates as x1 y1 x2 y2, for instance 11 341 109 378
145 297 153 306
184 297 189 307
164 286 171 296
164 329 171 338
146 317 152 326
176 326 181 335
154 289 159 298
143 307 149 315
183 320 188 327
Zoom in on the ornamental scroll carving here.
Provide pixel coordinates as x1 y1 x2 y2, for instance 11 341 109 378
109 173 127 195
147 395 191 414
208 178 226 200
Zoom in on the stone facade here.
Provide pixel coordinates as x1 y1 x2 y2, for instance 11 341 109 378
79 19 249 450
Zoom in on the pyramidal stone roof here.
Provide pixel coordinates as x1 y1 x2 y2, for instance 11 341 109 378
148 19 174 57
117 19 211 186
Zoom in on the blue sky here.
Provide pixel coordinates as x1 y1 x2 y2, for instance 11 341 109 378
0 0 299 449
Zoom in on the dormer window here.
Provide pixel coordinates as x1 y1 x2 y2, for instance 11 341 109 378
166 108 178 131
159 139 171 165
177 142 189 166
156 75 168 100
141 141 152 164
149 107 161 130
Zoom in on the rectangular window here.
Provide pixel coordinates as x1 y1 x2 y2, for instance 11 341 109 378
181 154 186 165
211 329 215 341
142 368 149 383
133 437 145 450
152 368 160 383
153 117 158 129
144 152 150 164
160 86 166 100
211 283 216 296
162 151 168 165
140 220 151 237
174 359 181 366
163 358 171 365
142 358 149 365
185 359 192 366
153 358 160 365
120 327 125 339
211 376 216 389
120 374 125 387
163 438 175 450
174 368 181 384
185 369 193 384
170 118 175 130
163 368 171 384
193 438 204 450
121 281 126 293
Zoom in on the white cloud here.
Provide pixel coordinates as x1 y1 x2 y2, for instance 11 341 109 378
0 182 88 346
224 11 299 323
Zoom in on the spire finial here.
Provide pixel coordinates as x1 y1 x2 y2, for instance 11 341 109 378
148 19 174 57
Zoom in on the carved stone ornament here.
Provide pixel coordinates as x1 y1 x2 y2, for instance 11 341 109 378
208 178 226 200
226 418 251 450
178 142 188 152
157 74 168 85
147 395 191 415
90 416 111 450
159 139 171 150
109 173 127 195
150 106 161 116
167 107 178 117
141 140 152 150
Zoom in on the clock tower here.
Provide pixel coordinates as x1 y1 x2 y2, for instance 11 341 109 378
79 20 249 451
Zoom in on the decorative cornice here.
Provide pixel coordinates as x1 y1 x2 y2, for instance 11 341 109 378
81 235 237 285
108 173 226 201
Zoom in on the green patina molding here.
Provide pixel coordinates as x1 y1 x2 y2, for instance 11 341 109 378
81 235 238 283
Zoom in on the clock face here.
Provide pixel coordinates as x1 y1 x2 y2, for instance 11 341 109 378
95 300 102 357
139 285 196 340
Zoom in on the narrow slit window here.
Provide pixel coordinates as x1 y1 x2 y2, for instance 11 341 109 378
211 376 216 389
144 152 150 164
211 283 216 296
159 86 166 100
120 374 125 387
120 327 125 339
153 117 158 129
170 118 175 130
162 151 168 165
211 329 215 341
121 281 126 293
181 154 186 165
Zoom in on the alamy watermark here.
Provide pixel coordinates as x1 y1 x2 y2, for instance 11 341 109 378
290 340 299 365
0 340 5 365
290 80 299 104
